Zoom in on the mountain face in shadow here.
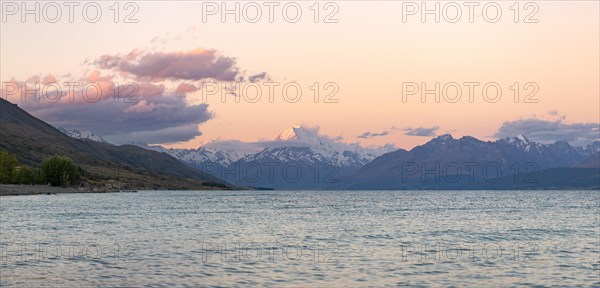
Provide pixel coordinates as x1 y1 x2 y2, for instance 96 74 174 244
332 134 600 190
574 153 600 168
0 98 230 190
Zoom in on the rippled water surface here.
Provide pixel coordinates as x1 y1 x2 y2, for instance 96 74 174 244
1 190 599 287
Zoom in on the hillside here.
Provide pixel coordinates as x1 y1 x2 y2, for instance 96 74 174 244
0 98 232 190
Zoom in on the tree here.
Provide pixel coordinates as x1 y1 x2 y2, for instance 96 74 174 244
40 155 80 186
0 149 18 183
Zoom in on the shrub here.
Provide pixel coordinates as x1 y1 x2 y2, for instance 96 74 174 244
0 149 18 184
40 155 80 186
14 166 33 184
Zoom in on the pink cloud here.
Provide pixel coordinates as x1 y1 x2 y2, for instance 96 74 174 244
96 48 240 82
3 72 213 144
175 83 198 94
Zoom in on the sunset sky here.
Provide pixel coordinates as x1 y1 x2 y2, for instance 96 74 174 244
2 1 598 149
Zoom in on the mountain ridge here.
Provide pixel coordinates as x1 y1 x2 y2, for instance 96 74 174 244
333 134 599 190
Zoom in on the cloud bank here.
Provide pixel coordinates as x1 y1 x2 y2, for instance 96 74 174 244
495 117 599 146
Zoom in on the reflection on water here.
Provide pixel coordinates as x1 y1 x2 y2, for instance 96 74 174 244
1 190 599 287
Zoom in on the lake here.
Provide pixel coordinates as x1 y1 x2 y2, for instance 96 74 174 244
1 190 598 287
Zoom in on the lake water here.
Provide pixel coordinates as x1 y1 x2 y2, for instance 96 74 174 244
1 190 598 287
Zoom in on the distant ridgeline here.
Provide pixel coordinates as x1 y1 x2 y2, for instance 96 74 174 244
331 135 600 190
136 131 599 190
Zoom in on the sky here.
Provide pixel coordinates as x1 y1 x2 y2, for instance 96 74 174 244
1 1 599 149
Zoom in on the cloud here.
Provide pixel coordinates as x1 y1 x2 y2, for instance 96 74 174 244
3 70 214 145
403 126 439 137
20 89 213 145
113 124 203 144
248 72 269 83
357 131 389 139
495 117 599 146
547 110 566 120
96 48 240 81
175 83 198 94
2 43 270 145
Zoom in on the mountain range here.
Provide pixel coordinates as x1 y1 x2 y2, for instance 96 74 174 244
333 134 599 190
133 126 396 189
57 124 599 190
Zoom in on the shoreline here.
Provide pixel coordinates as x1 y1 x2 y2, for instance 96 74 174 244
0 184 128 196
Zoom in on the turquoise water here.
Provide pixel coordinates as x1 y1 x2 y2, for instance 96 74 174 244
1 190 599 287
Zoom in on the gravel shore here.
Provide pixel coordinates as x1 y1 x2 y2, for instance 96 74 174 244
0 184 111 196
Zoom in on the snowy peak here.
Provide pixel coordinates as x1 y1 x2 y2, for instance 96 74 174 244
58 127 106 143
438 134 454 140
501 134 542 153
424 134 454 146
516 134 529 143
275 125 323 145
137 144 253 167
276 125 304 141
503 134 530 145
193 146 253 166
270 126 396 166
584 141 600 154
497 135 599 157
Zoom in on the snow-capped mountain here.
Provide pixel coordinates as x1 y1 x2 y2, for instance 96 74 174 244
501 134 542 152
499 134 599 157
223 126 397 188
129 127 598 189
272 126 396 166
136 126 395 170
131 126 396 189
496 135 600 168
133 141 259 168
58 127 106 143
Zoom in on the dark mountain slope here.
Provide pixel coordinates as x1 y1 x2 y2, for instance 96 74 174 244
574 153 600 168
0 98 230 190
333 134 600 190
